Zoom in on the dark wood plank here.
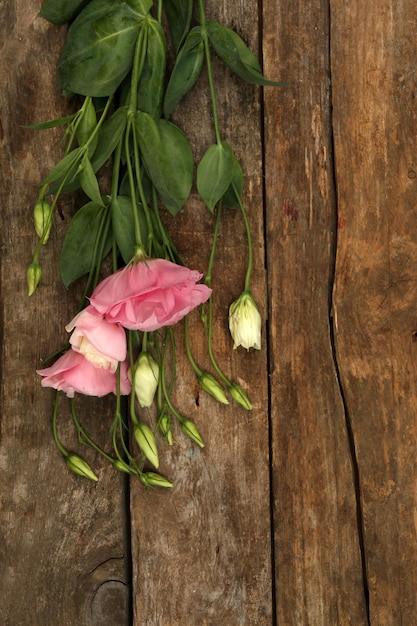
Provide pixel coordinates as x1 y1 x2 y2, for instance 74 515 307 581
332 0 417 622
263 0 369 622
129 2 273 624
0 4 129 624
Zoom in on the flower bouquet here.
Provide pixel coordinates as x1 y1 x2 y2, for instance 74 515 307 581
28 0 282 487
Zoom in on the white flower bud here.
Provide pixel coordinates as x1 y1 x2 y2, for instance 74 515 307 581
132 353 159 407
229 292 261 351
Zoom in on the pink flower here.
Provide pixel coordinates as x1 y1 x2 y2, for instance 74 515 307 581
65 306 126 373
89 258 212 331
37 350 131 398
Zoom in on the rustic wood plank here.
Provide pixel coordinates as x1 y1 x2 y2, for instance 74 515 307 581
129 2 273 624
0 4 129 624
332 0 417 622
262 0 369 623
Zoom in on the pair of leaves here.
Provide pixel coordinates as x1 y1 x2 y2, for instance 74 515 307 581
58 0 152 97
60 201 112 287
136 112 193 215
197 142 243 212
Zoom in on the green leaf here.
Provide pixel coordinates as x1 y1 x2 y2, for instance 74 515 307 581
221 153 243 209
136 112 193 215
77 98 97 147
39 0 92 25
197 142 234 212
137 18 167 117
42 147 83 186
60 202 111 287
79 156 104 205
163 0 193 53
91 106 128 171
111 196 148 263
163 27 204 119
22 113 76 131
57 0 151 97
207 21 285 86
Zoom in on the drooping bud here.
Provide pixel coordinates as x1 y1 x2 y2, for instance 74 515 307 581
27 261 42 296
199 373 229 404
132 353 159 407
229 384 253 410
140 472 173 489
134 423 159 468
229 291 262 350
33 200 53 244
181 420 204 448
65 453 98 481
112 459 133 474
159 414 173 445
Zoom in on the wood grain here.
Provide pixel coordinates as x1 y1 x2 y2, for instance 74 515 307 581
263 0 369 623
332 0 417 622
129 1 273 624
0 4 129 625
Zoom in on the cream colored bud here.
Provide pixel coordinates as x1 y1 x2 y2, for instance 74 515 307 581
133 353 159 407
229 292 261 350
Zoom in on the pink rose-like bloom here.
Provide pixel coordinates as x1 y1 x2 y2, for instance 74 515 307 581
89 258 212 331
37 350 131 398
66 305 126 373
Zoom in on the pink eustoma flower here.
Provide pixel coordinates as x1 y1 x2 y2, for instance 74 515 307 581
89 258 212 331
66 305 126 373
37 350 131 398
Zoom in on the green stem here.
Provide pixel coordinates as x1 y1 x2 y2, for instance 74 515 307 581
52 392 68 457
70 400 114 462
234 184 253 292
184 316 202 377
129 28 147 114
125 120 144 250
198 0 222 145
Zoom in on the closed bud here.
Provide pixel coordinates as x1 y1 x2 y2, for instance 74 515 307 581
199 373 229 404
134 423 159 468
27 262 42 296
33 200 53 243
159 414 173 445
140 472 173 489
229 291 261 350
229 384 253 410
112 459 133 474
132 353 159 408
65 454 98 481
181 420 204 448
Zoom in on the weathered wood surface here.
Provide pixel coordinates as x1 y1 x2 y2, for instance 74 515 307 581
2 0 417 624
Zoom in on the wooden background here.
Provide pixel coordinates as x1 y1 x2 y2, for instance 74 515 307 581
1 0 417 624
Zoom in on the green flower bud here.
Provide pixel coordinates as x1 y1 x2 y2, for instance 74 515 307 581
65 454 98 481
112 459 133 474
27 262 42 296
33 200 53 244
140 472 173 489
132 353 159 408
229 291 262 350
229 384 253 410
159 414 173 445
181 420 204 448
134 423 159 468
199 373 229 404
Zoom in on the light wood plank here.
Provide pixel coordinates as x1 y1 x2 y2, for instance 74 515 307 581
263 0 369 622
